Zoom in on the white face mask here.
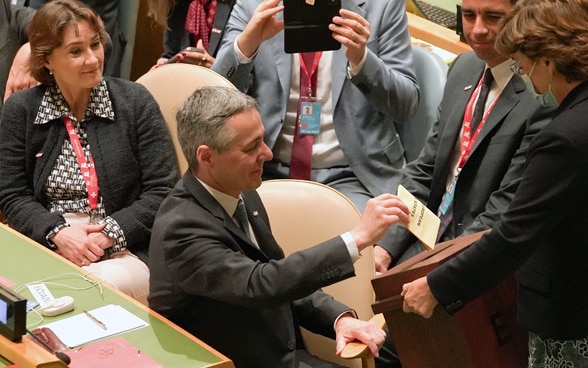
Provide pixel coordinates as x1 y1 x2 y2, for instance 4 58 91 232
522 61 559 108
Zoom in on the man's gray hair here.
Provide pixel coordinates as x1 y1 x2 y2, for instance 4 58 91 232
176 86 258 170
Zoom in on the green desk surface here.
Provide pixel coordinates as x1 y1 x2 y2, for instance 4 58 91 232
0 224 233 368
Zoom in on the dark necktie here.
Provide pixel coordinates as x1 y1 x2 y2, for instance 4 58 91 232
471 68 494 131
233 199 251 239
289 52 318 180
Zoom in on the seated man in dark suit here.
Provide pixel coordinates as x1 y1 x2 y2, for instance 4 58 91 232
148 86 410 368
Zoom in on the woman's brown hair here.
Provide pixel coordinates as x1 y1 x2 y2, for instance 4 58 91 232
496 0 588 83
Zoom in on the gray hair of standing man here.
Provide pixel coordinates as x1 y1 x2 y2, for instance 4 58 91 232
176 86 259 171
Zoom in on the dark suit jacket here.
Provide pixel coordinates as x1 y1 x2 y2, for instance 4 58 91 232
380 52 554 264
148 172 356 368
429 81 588 340
0 0 35 112
162 0 235 59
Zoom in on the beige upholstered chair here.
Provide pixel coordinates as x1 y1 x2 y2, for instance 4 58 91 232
257 179 384 368
135 64 236 174
397 45 448 162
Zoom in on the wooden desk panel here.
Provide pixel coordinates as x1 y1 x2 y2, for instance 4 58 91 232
0 224 234 368
407 12 472 55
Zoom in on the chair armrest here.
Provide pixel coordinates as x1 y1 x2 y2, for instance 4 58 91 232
340 313 386 360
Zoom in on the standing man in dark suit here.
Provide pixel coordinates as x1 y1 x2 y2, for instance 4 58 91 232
148 86 410 368
374 0 555 271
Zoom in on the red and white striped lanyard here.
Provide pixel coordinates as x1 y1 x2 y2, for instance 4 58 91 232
458 78 500 169
62 116 99 215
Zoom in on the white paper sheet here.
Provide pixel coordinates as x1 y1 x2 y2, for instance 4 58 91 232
40 304 149 348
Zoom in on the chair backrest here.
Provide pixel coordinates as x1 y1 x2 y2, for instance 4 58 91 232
397 45 448 162
256 179 374 368
135 64 236 174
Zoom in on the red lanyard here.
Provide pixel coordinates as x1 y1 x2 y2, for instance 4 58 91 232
458 79 500 169
63 116 99 211
299 52 322 98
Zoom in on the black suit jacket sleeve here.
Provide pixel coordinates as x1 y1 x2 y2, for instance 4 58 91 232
462 105 554 235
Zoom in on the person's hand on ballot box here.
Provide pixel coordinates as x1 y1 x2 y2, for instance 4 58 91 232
401 276 439 318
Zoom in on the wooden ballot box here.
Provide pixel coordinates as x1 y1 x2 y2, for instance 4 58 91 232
371 232 527 368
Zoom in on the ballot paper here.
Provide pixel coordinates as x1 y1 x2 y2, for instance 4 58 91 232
397 185 440 250
40 304 148 348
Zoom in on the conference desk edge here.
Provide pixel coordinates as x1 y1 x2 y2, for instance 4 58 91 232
0 223 234 368
406 12 472 56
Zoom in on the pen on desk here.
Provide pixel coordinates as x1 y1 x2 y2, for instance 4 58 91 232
84 309 107 330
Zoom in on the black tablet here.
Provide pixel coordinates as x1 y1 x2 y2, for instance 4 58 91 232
284 0 341 53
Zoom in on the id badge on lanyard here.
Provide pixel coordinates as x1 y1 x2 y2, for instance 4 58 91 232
298 52 323 136
299 98 322 135
438 176 457 216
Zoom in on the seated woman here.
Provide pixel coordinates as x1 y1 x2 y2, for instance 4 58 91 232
0 0 177 304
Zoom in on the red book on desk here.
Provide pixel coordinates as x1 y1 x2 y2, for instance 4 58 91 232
7 337 162 368
68 337 162 368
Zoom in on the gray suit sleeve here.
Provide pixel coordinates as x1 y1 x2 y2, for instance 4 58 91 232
346 0 419 121
211 0 256 91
